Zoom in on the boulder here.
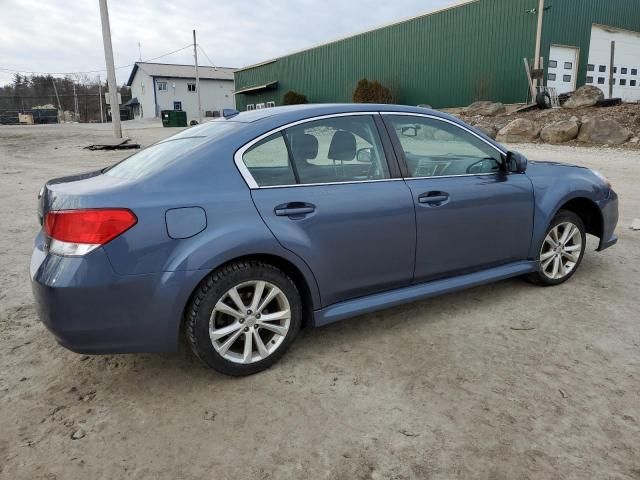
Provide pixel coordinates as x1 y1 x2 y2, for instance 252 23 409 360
475 124 498 139
496 119 541 143
577 118 633 145
540 120 580 144
563 85 605 109
465 101 506 116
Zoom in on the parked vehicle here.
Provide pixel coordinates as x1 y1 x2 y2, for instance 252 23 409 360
31 104 618 376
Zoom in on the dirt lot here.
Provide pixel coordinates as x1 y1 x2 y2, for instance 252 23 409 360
1 122 639 480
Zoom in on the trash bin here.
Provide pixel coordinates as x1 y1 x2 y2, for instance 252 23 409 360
161 110 188 127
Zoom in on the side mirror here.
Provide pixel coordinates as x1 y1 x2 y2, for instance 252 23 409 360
357 147 373 163
506 150 528 173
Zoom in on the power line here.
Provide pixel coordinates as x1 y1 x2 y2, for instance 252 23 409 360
0 44 193 77
197 44 217 69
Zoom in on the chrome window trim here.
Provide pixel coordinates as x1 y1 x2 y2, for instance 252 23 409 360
234 111 508 189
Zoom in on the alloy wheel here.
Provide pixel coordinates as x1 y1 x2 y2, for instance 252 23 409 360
540 221 583 280
209 280 291 364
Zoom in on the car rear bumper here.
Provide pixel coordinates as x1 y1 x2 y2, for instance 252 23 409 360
30 233 203 354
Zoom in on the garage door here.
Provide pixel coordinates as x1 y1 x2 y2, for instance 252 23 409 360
547 45 579 94
586 25 640 102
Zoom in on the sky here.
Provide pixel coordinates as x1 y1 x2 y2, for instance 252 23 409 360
0 0 460 87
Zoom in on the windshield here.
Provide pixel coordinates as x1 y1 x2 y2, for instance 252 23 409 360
104 122 241 180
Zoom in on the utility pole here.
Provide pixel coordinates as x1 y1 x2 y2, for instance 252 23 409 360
73 83 79 121
532 0 545 91
99 0 122 138
51 77 63 119
98 74 104 123
193 29 203 124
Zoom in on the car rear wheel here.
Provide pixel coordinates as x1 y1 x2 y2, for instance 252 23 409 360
526 210 586 286
186 261 302 376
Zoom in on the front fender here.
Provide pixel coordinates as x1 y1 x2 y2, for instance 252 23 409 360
526 163 609 259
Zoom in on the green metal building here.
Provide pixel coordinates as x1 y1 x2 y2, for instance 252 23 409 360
234 0 640 110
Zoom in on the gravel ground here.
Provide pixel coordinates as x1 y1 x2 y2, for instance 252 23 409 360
1 122 639 480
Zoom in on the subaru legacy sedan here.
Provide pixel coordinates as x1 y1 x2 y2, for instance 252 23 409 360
31 104 618 376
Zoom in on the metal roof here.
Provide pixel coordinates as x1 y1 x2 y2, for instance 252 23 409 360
235 0 477 72
234 81 278 95
127 62 236 86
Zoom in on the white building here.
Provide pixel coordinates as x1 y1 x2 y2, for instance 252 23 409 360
126 62 236 123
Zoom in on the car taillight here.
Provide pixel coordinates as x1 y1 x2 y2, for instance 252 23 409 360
45 209 137 256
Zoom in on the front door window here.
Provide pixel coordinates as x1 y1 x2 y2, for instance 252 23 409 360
173 101 182 111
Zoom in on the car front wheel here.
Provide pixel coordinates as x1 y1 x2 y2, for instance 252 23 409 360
526 210 587 286
186 261 302 376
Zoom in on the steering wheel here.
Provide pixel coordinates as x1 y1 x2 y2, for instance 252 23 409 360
466 157 500 175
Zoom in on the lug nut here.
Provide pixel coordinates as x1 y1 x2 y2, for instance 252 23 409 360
239 319 245 324
256 314 261 319
247 310 252 315
244 327 249 332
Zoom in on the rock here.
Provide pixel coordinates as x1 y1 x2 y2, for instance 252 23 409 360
71 428 86 440
540 120 580 144
577 118 633 145
569 116 580 124
203 411 216 422
631 219 640 231
475 125 498 139
465 101 506 116
563 85 605 108
496 119 541 143
631 137 639 144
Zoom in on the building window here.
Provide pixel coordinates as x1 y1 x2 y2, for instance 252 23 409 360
564 62 573 70
597 77 605 84
631 80 637 87
173 101 182 111
563 75 571 82
587 64 595 71
548 60 558 68
266 101 276 108
612 78 616 85
614 67 617 73
632 69 638 76
620 79 627 86
246 104 255 111
586 76 593 84
548 73 556 81
599 65 606 72
187 82 196 92
158 81 167 91
621 67 628 75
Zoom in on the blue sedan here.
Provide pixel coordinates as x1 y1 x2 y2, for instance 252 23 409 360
31 104 618 375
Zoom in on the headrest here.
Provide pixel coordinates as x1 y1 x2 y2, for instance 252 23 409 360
328 130 356 161
289 133 318 160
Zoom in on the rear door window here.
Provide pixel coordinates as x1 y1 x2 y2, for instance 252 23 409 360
284 115 390 185
242 133 296 187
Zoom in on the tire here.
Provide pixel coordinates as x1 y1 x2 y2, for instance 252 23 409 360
526 210 587 286
536 91 552 109
186 261 302 376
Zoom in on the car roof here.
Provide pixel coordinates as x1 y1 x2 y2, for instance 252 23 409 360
216 103 449 124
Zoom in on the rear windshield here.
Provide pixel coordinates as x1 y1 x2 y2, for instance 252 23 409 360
105 122 240 180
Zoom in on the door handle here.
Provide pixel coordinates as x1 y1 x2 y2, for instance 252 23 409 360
418 192 450 206
274 203 316 217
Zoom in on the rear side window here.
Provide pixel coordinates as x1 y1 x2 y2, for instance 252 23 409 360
284 116 390 185
242 133 296 187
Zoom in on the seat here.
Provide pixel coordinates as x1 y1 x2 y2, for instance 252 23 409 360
328 130 356 162
289 132 322 183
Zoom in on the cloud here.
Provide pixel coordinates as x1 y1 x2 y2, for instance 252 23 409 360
0 0 456 86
